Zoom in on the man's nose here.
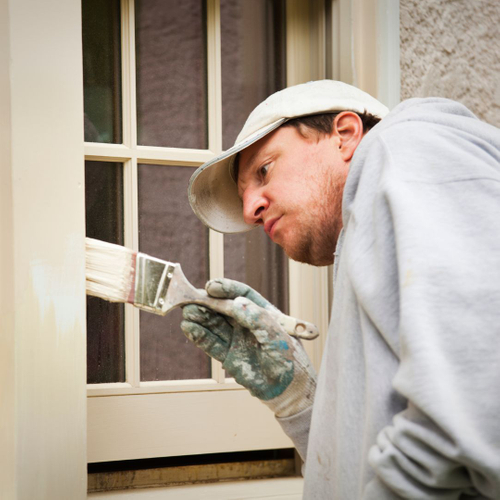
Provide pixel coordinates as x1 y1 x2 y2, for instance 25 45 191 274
242 189 268 225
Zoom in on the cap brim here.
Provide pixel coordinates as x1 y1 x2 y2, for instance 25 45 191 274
188 118 286 233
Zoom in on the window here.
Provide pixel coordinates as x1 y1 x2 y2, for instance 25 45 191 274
84 0 330 464
3 0 396 495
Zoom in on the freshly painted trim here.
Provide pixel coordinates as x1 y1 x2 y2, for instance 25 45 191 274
1 0 87 497
88 390 293 462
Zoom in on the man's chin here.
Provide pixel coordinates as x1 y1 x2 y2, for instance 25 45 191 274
282 241 334 267
289 253 334 267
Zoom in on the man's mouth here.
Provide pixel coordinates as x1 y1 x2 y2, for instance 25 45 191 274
264 217 281 240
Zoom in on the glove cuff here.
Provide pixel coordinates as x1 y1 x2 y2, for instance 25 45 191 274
263 338 317 418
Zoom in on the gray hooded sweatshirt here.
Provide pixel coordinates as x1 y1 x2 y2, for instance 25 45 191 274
278 98 500 499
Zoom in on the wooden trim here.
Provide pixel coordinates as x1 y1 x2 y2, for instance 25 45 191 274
206 0 223 155
88 477 304 499
209 229 225 383
84 142 215 165
121 0 135 149
350 0 401 106
0 0 87 498
87 379 244 397
376 0 400 108
88 391 293 463
88 458 296 493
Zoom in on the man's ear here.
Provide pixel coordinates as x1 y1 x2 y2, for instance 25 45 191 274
333 112 364 162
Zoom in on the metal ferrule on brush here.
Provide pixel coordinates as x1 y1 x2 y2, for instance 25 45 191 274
134 253 177 315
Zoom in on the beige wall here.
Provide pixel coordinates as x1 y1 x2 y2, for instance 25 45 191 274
400 0 500 127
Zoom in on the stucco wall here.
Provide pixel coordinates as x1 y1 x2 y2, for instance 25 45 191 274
400 0 500 127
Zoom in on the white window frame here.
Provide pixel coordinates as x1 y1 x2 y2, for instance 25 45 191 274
0 0 399 496
87 0 332 464
1 0 87 498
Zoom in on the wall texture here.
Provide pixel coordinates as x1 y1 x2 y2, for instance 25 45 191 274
400 0 500 127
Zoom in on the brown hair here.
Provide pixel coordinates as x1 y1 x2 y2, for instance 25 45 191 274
282 111 381 138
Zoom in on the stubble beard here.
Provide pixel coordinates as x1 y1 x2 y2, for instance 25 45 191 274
285 171 346 267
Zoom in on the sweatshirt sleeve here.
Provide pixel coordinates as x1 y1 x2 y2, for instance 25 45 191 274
354 125 500 499
276 405 313 462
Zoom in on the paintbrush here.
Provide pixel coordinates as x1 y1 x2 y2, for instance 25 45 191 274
85 237 319 340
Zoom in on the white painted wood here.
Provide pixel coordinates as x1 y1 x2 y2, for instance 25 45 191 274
351 0 378 95
328 0 357 84
125 158 140 387
376 0 400 109
84 142 215 165
87 379 243 397
88 390 293 463
0 3 16 497
135 146 215 165
349 0 401 107
206 0 223 155
0 0 87 498
88 477 304 500
288 263 330 371
121 0 135 150
209 229 225 383
204 0 224 386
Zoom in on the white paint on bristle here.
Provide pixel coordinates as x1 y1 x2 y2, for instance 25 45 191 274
85 238 135 303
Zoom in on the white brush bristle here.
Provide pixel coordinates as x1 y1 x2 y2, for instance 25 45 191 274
85 237 136 303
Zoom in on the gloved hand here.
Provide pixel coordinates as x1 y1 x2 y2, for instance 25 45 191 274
181 278 317 418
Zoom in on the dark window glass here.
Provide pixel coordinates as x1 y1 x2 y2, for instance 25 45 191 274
138 164 211 381
135 0 208 149
82 0 122 143
85 161 125 384
224 229 289 315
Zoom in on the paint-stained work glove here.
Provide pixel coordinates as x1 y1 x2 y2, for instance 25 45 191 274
181 278 317 418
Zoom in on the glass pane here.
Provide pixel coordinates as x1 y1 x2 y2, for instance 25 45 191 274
221 0 289 312
224 229 289 314
135 0 208 149
82 0 122 143
85 161 125 384
221 0 286 149
138 164 211 381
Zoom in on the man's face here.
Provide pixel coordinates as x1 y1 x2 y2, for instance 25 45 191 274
237 125 349 266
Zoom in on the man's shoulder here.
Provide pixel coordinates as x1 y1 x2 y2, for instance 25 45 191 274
361 97 500 160
372 97 500 139
347 97 500 193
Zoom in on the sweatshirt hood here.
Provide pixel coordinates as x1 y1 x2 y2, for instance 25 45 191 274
342 97 494 227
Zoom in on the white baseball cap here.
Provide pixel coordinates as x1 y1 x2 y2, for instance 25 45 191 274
188 80 389 233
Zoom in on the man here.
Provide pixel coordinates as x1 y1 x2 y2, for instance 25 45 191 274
181 80 500 498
